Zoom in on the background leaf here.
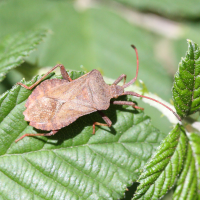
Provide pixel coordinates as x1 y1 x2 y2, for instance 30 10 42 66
113 0 200 19
0 29 48 82
172 39 200 118
133 124 187 200
0 71 166 200
173 132 200 200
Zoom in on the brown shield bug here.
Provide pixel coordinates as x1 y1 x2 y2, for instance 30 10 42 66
15 45 181 142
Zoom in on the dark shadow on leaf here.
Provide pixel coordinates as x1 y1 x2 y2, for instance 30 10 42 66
121 182 140 200
43 104 119 145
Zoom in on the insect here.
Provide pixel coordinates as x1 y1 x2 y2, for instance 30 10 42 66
15 45 181 142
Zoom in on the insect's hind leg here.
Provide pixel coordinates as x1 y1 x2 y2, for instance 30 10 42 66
111 100 144 110
92 111 112 134
17 64 72 90
15 130 58 143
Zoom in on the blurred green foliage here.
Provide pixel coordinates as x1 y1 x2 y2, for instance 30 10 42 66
114 0 200 19
0 1 200 200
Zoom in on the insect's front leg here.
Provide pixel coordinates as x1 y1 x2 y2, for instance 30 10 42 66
17 64 72 90
112 74 126 85
93 111 112 134
15 130 58 143
111 100 144 110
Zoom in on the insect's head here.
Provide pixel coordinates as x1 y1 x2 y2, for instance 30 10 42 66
110 84 124 98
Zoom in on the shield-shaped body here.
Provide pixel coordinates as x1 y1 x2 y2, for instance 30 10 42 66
24 70 112 131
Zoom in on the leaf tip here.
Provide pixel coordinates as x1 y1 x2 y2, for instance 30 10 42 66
187 39 191 43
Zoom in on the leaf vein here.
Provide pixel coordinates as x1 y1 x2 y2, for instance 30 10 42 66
0 169 45 200
53 151 113 199
22 156 80 200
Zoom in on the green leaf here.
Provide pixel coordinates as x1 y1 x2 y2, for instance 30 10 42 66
173 132 200 200
0 71 166 199
0 29 48 82
172 39 200 118
133 124 187 200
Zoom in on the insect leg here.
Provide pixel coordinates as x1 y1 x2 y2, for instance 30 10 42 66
112 74 126 85
17 64 72 90
15 130 58 143
59 65 73 82
111 100 144 110
92 111 112 134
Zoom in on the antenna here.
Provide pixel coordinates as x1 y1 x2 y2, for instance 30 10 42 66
122 45 181 121
122 45 139 88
